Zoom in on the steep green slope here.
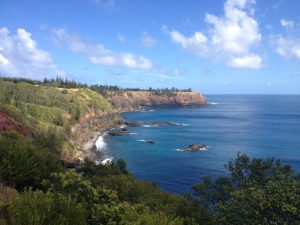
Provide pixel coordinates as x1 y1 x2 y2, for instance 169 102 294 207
0 80 111 125
0 80 114 160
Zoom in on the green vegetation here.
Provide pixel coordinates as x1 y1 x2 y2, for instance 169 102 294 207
0 78 112 157
0 130 299 224
192 153 300 224
0 76 193 96
0 132 63 191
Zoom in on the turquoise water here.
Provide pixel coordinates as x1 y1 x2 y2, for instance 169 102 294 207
99 95 300 194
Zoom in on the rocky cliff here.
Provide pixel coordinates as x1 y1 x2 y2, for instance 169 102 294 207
106 91 207 111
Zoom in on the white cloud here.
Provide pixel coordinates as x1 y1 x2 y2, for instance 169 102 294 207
140 32 157 48
53 28 154 70
280 19 294 29
0 27 56 78
271 20 300 60
165 0 263 69
228 54 262 69
273 36 300 60
117 33 126 43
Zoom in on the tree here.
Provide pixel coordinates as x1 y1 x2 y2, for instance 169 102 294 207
0 132 63 190
192 153 300 225
72 107 80 121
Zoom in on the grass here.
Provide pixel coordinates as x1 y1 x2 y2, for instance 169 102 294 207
0 80 113 156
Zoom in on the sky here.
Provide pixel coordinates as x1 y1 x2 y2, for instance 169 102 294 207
0 0 300 94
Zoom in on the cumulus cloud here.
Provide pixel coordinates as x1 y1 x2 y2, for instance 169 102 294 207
140 32 157 48
273 36 300 60
53 28 153 70
271 20 300 60
0 27 56 78
280 19 294 29
164 0 263 69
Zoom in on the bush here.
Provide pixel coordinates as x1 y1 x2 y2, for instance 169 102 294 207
8 189 86 225
192 153 300 224
0 132 63 190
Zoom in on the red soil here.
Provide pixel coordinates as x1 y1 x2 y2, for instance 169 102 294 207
0 112 31 136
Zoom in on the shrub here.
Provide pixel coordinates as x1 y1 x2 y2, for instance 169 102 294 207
0 132 63 190
8 190 86 225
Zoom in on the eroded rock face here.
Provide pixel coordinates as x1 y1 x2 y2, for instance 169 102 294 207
107 91 207 111
72 111 121 161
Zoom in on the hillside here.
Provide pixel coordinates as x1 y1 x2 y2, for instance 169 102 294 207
0 80 116 161
0 79 206 161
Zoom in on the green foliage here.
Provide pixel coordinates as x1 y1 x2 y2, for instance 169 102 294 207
8 189 86 225
175 194 213 225
0 80 111 119
0 132 63 190
119 204 184 225
192 153 300 224
72 107 80 121
41 169 185 225
91 174 183 216
33 127 65 150
0 79 113 156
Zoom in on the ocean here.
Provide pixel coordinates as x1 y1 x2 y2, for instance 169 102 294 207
96 95 300 194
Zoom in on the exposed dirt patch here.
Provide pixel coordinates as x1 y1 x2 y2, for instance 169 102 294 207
0 111 31 136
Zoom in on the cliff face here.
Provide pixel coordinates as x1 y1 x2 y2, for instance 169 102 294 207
107 91 207 111
73 110 120 160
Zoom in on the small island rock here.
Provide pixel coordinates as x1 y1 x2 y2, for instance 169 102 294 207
186 144 208 151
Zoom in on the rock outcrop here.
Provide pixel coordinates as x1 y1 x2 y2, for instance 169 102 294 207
186 144 208 151
109 128 131 136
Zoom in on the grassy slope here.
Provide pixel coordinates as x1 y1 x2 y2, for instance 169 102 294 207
0 80 112 157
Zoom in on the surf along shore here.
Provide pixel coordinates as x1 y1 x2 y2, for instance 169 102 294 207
76 90 208 163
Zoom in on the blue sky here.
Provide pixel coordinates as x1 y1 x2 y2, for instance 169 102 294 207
0 0 300 94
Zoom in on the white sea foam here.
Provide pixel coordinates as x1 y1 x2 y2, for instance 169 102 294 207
172 123 191 126
209 102 219 105
101 157 113 165
140 109 155 112
142 124 158 128
175 146 209 152
95 134 106 150
120 125 127 128
137 139 147 142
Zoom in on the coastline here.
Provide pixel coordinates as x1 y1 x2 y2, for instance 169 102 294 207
82 105 203 164
75 92 208 163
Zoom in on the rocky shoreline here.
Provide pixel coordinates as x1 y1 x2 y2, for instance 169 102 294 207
78 116 209 164
74 92 208 162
